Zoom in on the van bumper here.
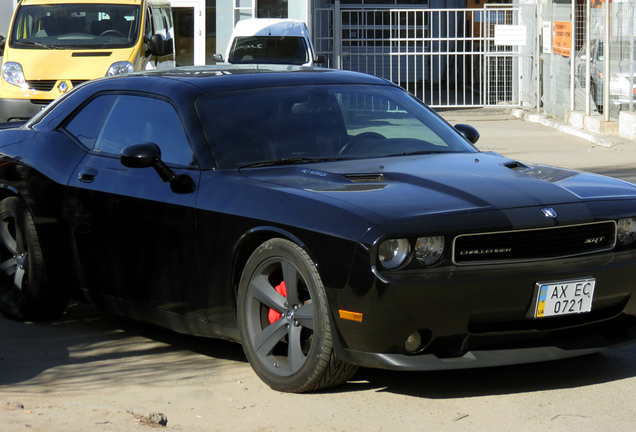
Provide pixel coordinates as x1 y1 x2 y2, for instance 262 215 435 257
0 98 50 122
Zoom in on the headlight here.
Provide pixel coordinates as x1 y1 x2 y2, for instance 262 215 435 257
617 218 636 245
2 62 28 89
106 61 134 76
415 236 445 266
378 238 411 269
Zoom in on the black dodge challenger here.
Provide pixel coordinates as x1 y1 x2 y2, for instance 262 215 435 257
1 65 636 393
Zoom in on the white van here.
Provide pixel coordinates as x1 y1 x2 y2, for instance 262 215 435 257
213 19 325 66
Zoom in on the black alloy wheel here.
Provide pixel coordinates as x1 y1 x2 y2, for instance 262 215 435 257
0 197 67 320
237 238 358 393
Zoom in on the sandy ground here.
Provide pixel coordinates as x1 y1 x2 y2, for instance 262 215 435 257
2 110 636 431
2 302 636 432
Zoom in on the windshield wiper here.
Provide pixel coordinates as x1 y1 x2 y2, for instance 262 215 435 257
239 156 347 168
14 40 65 49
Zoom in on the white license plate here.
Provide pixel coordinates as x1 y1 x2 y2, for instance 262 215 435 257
533 278 595 318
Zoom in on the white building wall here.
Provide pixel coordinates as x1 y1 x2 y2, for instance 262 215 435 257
1 0 17 38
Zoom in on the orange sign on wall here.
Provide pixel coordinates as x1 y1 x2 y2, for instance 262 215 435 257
552 21 572 57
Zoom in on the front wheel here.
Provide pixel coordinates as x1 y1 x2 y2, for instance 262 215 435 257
237 238 358 392
0 197 67 320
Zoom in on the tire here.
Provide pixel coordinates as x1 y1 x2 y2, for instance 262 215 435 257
0 197 67 321
591 82 603 114
237 238 358 393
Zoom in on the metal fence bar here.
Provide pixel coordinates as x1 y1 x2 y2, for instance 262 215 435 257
312 5 537 109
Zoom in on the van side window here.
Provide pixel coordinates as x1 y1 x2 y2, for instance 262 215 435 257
144 7 153 40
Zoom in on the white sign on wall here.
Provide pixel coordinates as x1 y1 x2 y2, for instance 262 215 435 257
494 25 527 46
543 21 552 54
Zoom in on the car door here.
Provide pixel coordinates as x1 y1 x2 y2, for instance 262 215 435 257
63 93 204 319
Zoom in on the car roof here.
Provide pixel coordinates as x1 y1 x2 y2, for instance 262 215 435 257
231 19 309 38
92 65 394 94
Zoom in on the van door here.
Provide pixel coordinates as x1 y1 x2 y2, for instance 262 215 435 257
144 3 175 69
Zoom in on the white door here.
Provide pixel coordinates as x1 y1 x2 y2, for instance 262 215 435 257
171 0 206 66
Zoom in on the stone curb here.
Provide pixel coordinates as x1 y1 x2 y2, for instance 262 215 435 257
507 108 625 149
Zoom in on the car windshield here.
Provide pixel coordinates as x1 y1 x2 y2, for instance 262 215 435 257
228 36 309 65
10 3 141 50
197 84 477 169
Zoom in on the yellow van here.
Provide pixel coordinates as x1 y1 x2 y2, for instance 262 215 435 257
0 0 174 122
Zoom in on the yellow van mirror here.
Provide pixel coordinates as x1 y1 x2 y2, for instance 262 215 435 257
146 34 165 57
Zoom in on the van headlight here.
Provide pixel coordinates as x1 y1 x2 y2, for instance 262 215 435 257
106 61 134 76
378 238 411 269
2 62 28 89
617 218 636 245
415 236 445 266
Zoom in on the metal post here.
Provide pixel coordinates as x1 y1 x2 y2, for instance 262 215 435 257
585 0 591 116
536 4 541 113
570 0 576 112
334 0 341 70
630 4 634 112
603 0 610 122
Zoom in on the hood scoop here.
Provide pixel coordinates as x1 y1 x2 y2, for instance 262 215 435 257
344 173 385 183
502 161 529 171
503 160 579 184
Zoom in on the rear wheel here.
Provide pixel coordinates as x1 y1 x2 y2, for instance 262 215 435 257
237 238 358 392
0 197 67 320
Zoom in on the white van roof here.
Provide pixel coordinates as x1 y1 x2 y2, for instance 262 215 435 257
231 19 309 38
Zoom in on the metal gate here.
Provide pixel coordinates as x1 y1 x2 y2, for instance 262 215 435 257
311 2 538 109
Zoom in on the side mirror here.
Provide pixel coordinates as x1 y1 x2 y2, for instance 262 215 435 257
315 54 326 64
163 37 174 55
120 143 195 194
0 35 5 57
145 33 165 57
212 53 224 63
454 124 480 144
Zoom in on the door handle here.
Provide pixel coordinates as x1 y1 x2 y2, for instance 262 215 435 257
78 168 98 183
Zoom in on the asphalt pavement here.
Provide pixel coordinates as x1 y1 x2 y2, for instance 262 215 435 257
436 107 636 185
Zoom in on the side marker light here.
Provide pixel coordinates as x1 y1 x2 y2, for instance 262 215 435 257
339 310 363 322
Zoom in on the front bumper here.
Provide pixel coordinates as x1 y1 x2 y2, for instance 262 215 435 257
328 248 636 370
0 97 51 122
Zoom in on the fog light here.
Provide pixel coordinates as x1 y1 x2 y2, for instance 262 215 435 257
404 331 422 353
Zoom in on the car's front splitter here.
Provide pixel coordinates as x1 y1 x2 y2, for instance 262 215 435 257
335 317 636 371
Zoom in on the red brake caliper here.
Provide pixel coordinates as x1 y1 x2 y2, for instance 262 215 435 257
267 281 287 324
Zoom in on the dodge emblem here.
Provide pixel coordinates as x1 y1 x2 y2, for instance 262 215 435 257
541 208 557 218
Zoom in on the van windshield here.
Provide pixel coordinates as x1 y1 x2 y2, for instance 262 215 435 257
228 36 309 65
10 4 141 50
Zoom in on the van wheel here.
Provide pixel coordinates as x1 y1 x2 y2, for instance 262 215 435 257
0 197 68 321
237 238 358 393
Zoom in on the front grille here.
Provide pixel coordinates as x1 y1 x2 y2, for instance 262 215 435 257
30 99 52 106
453 221 616 265
27 80 56 91
71 80 88 87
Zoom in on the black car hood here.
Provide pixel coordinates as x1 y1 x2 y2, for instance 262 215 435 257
241 152 636 222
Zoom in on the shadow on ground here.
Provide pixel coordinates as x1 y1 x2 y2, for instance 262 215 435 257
0 302 247 390
337 343 636 398
2 302 635 399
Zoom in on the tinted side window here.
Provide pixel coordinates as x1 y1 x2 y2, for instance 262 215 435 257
65 95 116 148
94 95 194 166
